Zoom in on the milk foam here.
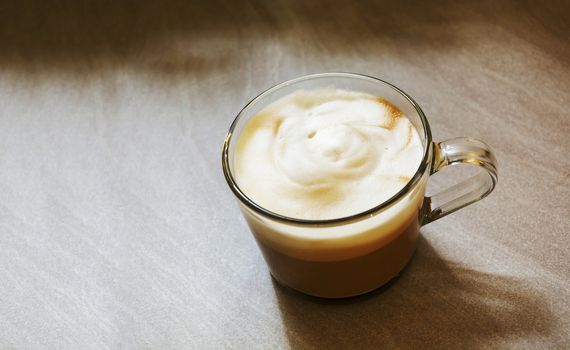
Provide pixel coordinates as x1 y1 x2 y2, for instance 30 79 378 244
235 89 423 220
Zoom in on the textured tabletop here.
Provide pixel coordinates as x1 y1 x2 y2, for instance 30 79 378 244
0 0 569 349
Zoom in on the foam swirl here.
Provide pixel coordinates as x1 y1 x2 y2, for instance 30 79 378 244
235 89 423 220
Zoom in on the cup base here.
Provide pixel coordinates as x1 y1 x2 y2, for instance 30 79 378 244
254 218 420 299
268 248 417 300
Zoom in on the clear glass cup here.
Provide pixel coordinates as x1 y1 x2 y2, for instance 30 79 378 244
222 73 498 298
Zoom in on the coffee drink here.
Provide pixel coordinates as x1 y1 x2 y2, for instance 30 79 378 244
223 73 497 298
233 88 426 297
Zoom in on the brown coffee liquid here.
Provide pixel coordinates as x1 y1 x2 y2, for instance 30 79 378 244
249 215 420 298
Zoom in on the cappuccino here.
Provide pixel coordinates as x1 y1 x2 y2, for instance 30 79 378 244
224 74 498 298
233 89 426 297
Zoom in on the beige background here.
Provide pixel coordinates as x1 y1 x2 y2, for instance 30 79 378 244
0 0 569 348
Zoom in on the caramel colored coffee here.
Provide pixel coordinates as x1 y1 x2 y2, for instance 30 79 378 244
244 208 421 297
233 88 426 297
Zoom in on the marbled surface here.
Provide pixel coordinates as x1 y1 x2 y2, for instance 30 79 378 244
0 0 568 348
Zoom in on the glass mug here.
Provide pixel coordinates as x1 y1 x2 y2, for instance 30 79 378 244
222 73 498 298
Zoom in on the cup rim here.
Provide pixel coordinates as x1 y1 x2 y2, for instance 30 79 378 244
222 72 433 226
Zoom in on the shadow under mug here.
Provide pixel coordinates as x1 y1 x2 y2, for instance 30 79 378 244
222 73 498 298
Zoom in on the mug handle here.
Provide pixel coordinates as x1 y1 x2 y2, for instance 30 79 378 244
421 137 498 225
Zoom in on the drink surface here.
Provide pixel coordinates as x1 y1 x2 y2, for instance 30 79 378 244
235 89 423 221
